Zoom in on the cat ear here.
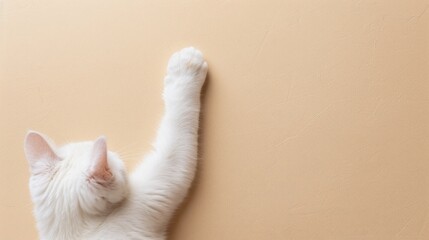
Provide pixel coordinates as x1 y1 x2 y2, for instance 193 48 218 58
90 136 112 182
24 131 59 170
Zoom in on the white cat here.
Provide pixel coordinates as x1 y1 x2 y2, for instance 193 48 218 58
23 47 208 240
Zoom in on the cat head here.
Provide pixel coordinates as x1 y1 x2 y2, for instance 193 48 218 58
24 131 129 216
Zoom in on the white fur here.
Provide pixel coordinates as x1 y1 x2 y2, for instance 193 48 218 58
24 47 208 240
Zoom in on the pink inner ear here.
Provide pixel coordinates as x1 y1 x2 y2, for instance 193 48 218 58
90 136 113 182
24 131 58 166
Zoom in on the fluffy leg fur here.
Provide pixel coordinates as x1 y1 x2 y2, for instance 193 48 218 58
127 47 208 237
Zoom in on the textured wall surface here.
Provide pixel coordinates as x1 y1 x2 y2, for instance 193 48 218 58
1 0 428 239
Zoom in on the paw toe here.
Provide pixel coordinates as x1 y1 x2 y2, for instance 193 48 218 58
168 47 206 73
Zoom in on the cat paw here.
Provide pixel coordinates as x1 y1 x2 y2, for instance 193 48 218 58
165 47 208 89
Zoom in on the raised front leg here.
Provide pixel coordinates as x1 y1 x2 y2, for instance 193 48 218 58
130 47 208 231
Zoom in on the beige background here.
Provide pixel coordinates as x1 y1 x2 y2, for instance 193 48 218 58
1 0 429 239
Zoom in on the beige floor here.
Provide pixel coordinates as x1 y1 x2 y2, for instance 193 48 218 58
1 0 429 239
